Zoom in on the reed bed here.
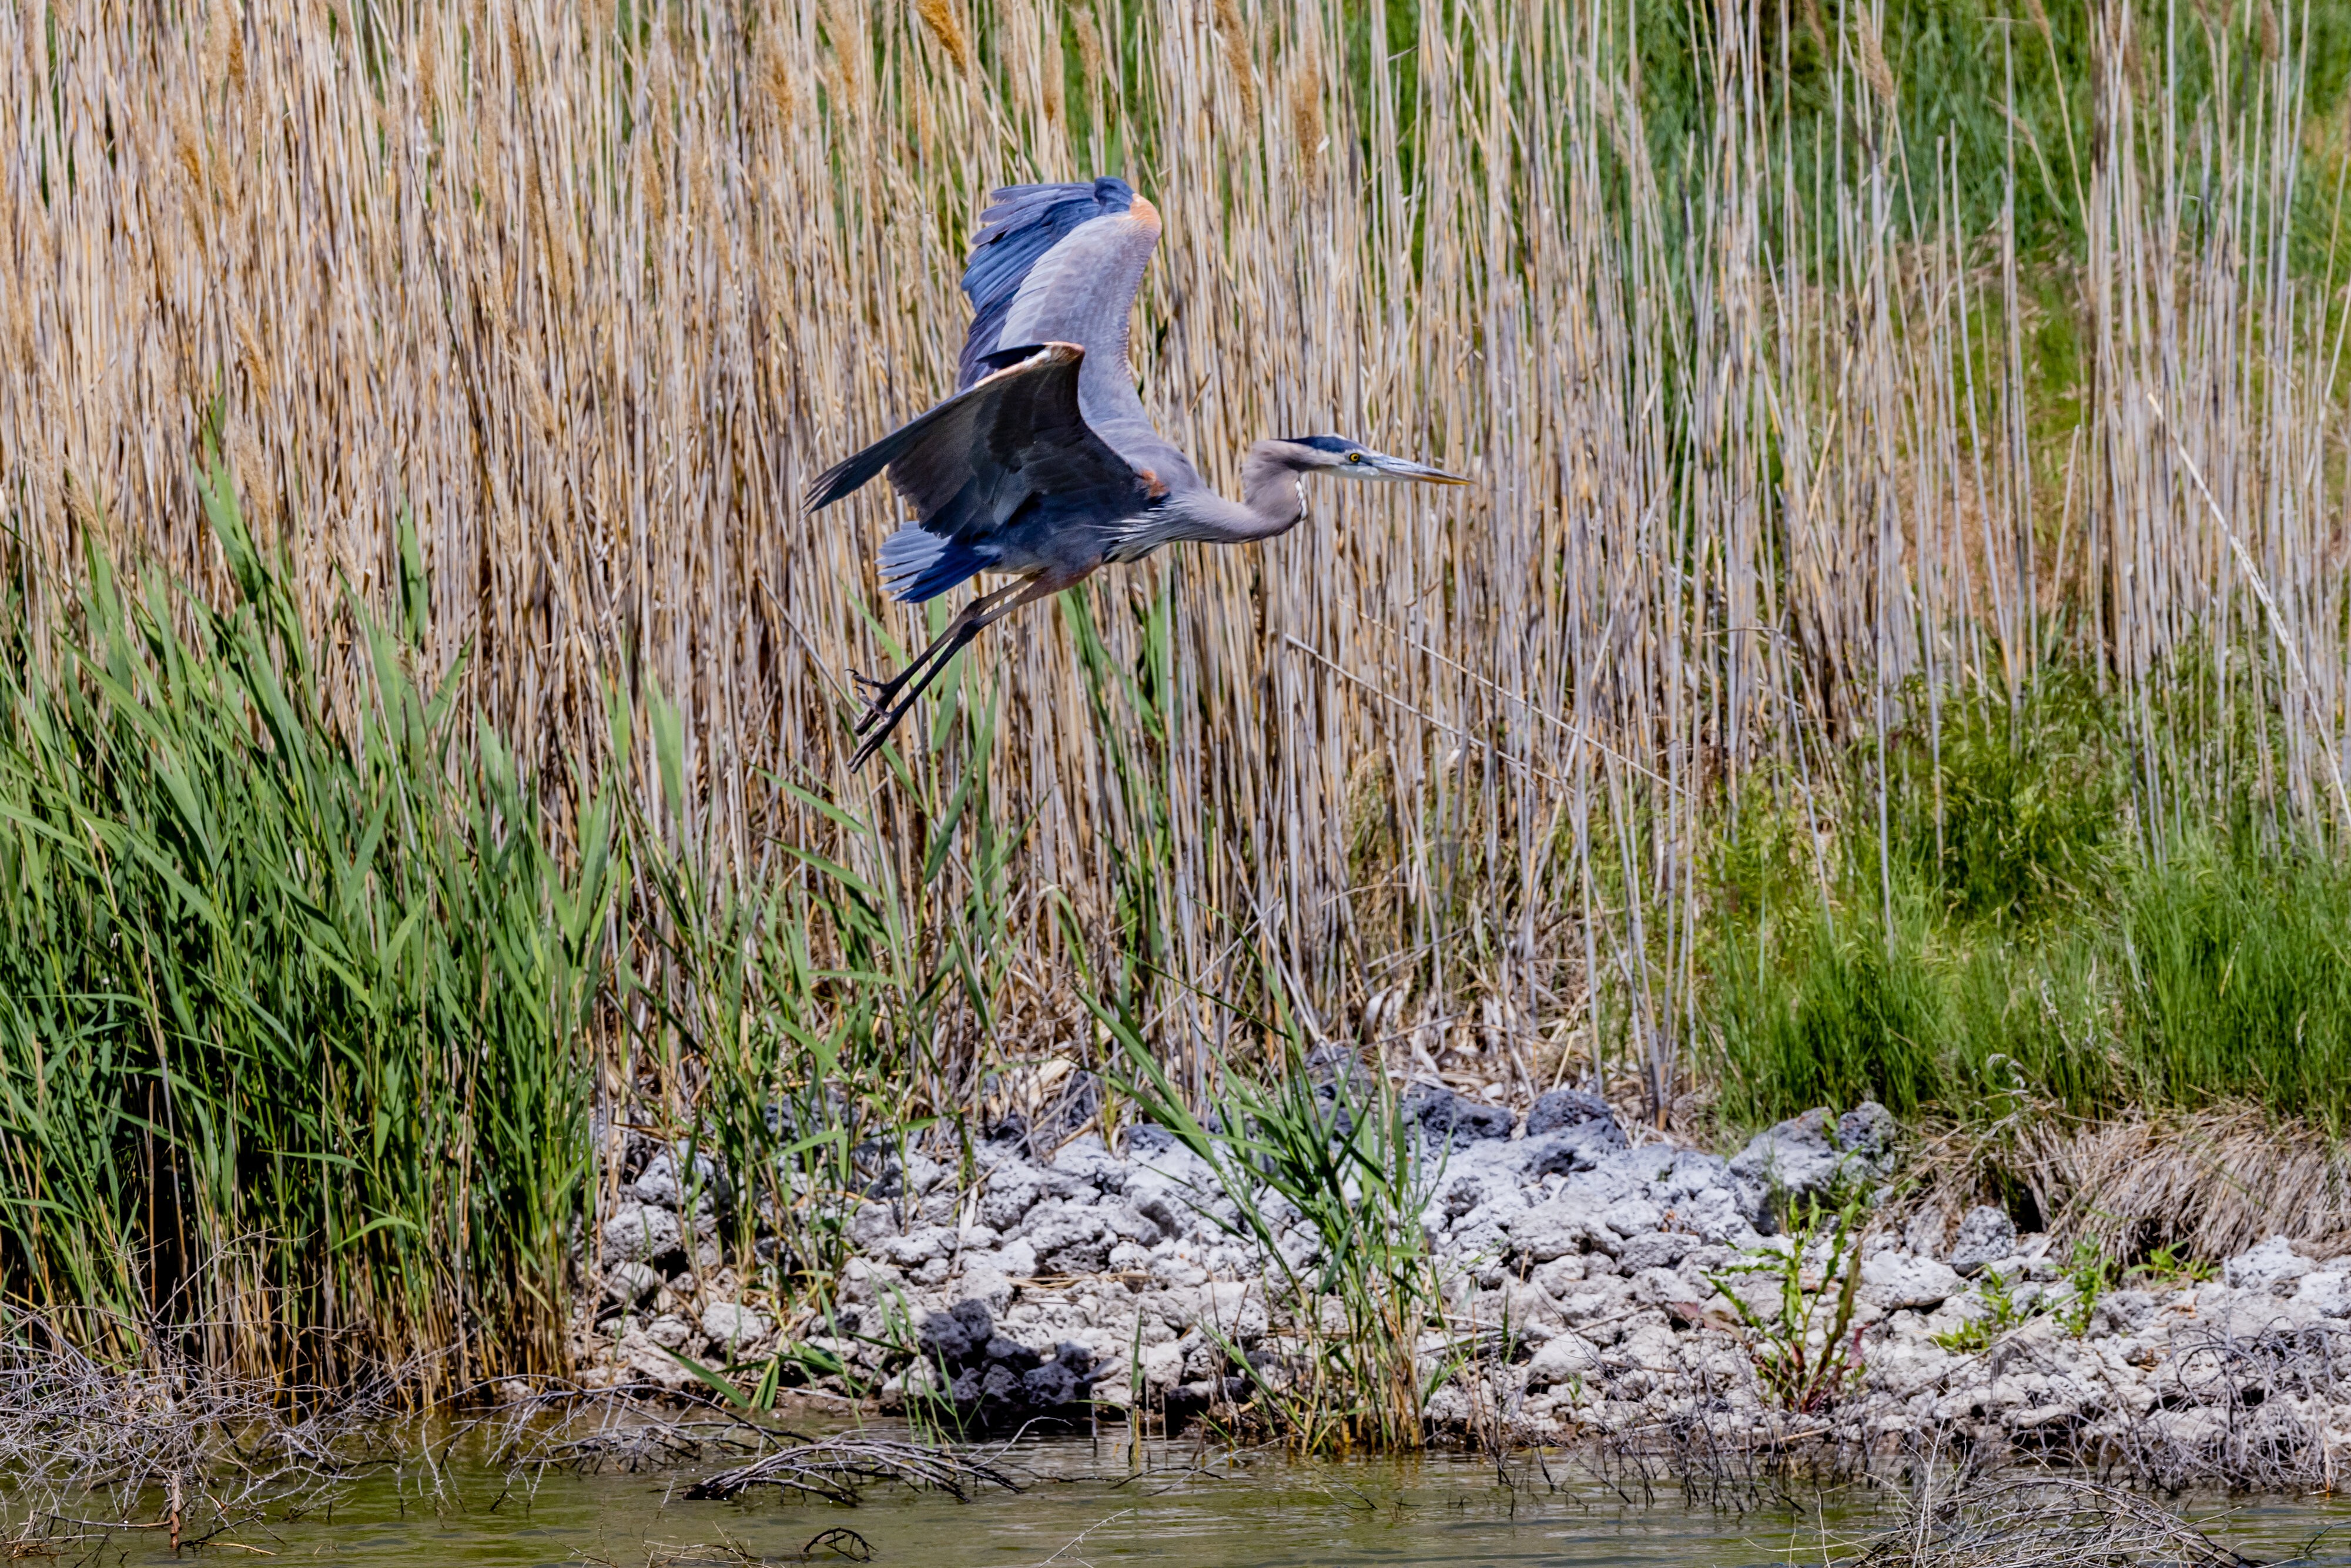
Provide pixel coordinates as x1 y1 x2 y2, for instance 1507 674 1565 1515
5 0 2351 1371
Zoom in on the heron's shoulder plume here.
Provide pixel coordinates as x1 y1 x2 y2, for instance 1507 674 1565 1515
957 176 1156 390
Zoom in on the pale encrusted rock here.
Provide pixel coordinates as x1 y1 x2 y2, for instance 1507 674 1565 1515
602 1202 682 1265
1525 1331 1600 1386
701 1301 771 1355
602 1259 659 1306
2223 1235 2317 1295
1948 1206 2017 1278
1861 1252 1964 1311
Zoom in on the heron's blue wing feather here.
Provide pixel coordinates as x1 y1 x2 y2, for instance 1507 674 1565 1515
956 178 1134 390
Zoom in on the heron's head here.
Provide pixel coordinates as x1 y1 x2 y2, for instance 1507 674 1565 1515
1277 434 1471 485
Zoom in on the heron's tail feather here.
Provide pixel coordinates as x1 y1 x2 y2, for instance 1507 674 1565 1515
878 525 996 603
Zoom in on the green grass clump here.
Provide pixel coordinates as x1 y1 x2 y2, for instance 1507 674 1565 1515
1118 1037 1448 1452
0 459 617 1382
2126 845 2351 1119
1707 673 2351 1134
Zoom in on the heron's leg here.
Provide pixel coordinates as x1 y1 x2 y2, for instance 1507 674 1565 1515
850 578 1031 722
849 571 1077 769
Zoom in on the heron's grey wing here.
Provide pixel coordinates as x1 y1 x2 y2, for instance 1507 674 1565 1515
808 340 1146 538
956 177 1166 469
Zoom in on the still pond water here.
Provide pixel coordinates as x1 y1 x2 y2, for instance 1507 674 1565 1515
86 1432 2351 1566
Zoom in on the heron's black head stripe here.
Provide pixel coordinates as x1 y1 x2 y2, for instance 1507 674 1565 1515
1281 434 1358 454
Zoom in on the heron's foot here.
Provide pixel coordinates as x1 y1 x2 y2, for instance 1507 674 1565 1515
847 670 904 728
850 692 920 768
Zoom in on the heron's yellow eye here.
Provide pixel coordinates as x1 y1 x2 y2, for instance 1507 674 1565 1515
1348 451 1363 463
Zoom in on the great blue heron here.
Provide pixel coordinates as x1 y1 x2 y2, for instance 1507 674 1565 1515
811 176 1471 768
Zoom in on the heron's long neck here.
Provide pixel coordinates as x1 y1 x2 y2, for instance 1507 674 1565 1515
1218 441 1310 541
1148 442 1311 546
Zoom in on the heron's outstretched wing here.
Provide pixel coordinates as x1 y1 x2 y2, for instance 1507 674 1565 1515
806 343 1147 601
956 177 1164 464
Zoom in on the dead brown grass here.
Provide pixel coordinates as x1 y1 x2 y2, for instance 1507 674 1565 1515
1906 1103 2351 1264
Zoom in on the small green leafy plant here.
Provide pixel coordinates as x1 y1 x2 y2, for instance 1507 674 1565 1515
1707 1192 1868 1412
1933 1266 2030 1353
2055 1238 2111 1338
2134 1244 2216 1287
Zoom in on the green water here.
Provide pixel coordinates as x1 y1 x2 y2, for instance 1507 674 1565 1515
52 1435 2351 1566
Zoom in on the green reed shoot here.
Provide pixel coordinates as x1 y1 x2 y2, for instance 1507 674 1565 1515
0 456 617 1385
1117 1034 1446 1452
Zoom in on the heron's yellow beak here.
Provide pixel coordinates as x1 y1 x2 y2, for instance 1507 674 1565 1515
1368 452 1473 485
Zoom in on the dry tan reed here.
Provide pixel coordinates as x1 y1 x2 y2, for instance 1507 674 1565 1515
3 1 2346 1115
1908 1103 2351 1264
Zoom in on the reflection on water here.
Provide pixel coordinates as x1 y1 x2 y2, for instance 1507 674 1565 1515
62 1430 2351 1567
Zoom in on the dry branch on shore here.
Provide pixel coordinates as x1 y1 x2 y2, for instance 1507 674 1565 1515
685 1437 1019 1503
0 1315 408 1553
1843 1476 2269 1568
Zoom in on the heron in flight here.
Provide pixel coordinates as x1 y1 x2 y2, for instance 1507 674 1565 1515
810 176 1471 768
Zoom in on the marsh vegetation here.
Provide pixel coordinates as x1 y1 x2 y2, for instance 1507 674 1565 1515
5 0 2351 1445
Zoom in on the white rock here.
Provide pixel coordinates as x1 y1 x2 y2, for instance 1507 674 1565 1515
602 1259 659 1306
1525 1332 1600 1386
602 1202 682 1264
2223 1235 2317 1294
1861 1252 1964 1311
2296 1270 2351 1318
701 1301 771 1354
1948 1207 2017 1277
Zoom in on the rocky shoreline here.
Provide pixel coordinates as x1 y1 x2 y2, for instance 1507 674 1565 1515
572 1088 2351 1485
